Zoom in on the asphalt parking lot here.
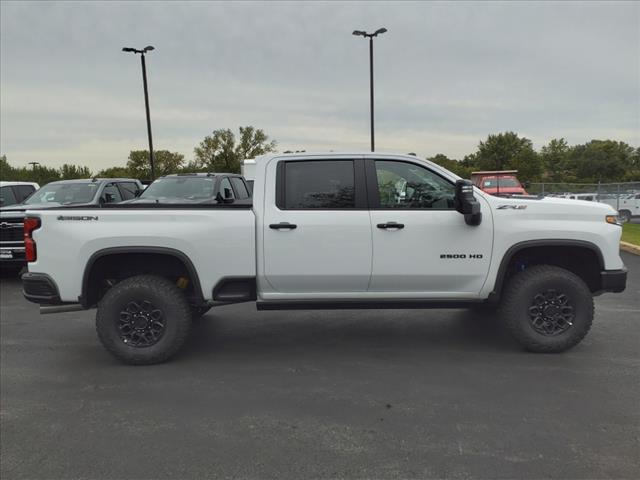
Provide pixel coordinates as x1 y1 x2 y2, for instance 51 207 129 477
1 253 639 479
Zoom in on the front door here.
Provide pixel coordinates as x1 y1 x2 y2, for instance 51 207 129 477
367 159 493 297
262 158 372 295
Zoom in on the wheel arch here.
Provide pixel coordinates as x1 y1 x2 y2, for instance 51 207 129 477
81 247 204 308
489 239 605 302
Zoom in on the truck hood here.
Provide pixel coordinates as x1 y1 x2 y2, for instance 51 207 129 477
486 193 617 217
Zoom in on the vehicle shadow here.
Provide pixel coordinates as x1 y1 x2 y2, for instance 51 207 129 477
0 265 23 280
182 306 518 362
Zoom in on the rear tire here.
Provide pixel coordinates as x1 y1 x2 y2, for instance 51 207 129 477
500 265 593 353
96 275 192 365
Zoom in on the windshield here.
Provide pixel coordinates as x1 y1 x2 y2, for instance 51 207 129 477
482 177 521 188
140 177 216 200
22 182 100 205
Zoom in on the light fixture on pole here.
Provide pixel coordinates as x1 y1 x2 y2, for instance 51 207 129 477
352 28 387 152
122 45 156 180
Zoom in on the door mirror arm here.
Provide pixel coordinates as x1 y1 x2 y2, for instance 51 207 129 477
454 180 482 226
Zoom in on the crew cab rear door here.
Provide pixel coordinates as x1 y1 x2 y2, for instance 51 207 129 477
261 157 372 294
366 158 493 297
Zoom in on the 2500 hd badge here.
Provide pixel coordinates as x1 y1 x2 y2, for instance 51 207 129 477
440 254 484 259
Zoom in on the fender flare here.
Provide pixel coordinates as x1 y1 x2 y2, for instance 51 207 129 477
488 239 605 302
80 246 204 307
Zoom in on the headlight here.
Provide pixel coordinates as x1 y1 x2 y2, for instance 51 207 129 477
605 215 623 226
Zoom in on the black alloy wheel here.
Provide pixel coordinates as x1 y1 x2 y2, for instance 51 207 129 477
528 289 575 336
118 300 166 347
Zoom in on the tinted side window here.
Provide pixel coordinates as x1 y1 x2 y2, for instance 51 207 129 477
16 185 36 202
374 160 455 209
102 183 123 203
219 178 235 200
0 186 18 206
118 182 138 200
230 177 250 199
283 161 355 209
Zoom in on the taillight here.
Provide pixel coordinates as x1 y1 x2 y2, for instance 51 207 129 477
24 217 41 262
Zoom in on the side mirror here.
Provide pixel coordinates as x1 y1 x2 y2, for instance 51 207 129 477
454 179 482 226
98 196 106 206
134 189 142 197
224 187 233 199
523 181 531 189
216 192 233 204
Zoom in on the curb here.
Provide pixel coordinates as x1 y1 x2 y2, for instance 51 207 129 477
620 241 640 256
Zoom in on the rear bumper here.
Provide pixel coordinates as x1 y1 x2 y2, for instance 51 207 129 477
22 272 61 304
599 268 627 294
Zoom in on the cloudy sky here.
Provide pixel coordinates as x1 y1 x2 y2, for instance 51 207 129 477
1 1 639 170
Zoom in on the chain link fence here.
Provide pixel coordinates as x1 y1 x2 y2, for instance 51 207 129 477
527 182 640 219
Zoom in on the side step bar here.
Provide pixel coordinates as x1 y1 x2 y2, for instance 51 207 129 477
40 304 87 315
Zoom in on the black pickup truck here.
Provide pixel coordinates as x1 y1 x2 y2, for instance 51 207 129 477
122 173 252 205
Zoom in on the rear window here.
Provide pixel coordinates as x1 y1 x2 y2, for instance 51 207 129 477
281 160 355 209
16 185 36 202
118 182 138 200
230 177 250 199
483 178 520 188
0 186 18 206
23 182 99 205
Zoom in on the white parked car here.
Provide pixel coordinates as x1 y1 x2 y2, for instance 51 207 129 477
21 153 627 364
0 181 39 207
599 193 640 222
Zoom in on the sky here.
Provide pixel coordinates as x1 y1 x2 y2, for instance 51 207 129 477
1 0 639 170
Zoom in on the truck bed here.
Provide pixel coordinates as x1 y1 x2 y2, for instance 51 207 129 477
27 207 256 303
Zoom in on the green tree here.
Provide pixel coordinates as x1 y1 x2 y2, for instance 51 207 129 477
96 166 133 178
0 155 12 181
59 164 92 180
428 154 473 179
127 150 185 179
193 126 277 174
567 140 637 183
540 138 570 182
473 132 542 182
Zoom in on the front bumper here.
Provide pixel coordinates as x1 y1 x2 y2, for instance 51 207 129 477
22 272 61 304
599 268 627 294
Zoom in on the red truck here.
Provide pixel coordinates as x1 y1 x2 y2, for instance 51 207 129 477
471 170 528 196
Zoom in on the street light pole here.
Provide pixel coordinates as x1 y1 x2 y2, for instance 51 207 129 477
353 28 387 152
369 36 374 153
122 45 156 180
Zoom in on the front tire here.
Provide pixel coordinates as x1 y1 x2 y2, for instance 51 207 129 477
500 265 593 353
96 275 192 365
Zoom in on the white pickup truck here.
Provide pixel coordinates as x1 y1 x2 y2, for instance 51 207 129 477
22 153 627 364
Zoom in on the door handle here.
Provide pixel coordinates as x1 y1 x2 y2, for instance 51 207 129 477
269 222 297 230
377 222 405 229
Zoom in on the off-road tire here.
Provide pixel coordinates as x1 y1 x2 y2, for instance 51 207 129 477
96 275 192 365
500 265 593 353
